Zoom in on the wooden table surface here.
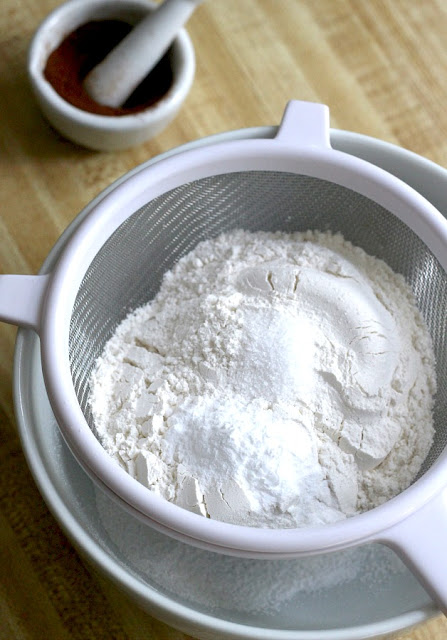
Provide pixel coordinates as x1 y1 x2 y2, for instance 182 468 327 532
2 1 447 638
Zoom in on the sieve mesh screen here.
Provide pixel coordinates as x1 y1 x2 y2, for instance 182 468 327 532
69 171 447 478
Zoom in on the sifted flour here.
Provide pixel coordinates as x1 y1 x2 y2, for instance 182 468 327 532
95 486 410 616
89 230 436 527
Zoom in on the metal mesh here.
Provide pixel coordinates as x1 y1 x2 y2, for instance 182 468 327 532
69 171 447 477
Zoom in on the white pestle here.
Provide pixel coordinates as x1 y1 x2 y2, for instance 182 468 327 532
84 0 203 109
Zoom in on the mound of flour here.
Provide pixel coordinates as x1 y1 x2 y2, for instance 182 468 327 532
89 230 436 527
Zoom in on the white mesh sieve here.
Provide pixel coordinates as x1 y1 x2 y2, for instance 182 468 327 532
69 171 447 480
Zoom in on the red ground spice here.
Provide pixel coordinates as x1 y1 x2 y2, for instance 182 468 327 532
44 20 174 116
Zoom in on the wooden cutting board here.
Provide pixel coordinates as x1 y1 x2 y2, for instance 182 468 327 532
1 1 447 637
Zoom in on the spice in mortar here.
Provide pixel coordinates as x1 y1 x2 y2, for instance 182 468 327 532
89 230 436 528
44 20 174 116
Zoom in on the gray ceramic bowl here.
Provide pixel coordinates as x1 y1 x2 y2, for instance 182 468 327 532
15 127 447 639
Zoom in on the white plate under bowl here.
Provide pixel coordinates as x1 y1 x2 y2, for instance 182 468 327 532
14 126 447 640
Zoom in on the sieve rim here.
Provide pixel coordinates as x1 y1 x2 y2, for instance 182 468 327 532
39 125 447 557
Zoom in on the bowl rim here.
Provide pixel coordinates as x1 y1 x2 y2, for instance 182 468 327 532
14 125 442 639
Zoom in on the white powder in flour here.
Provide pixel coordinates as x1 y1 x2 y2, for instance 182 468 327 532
89 229 436 527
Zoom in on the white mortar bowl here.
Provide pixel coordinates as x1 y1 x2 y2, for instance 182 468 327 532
27 0 195 151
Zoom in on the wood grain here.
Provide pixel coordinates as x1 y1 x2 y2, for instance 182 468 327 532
1 1 447 637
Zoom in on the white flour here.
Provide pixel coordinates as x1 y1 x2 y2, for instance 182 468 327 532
89 230 436 527
95 486 410 616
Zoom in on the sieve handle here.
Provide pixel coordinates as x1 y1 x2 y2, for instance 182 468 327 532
379 489 447 615
275 100 331 149
0 274 50 333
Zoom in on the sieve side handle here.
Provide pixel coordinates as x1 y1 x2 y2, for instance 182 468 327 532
275 100 331 149
0 274 50 333
379 489 447 615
